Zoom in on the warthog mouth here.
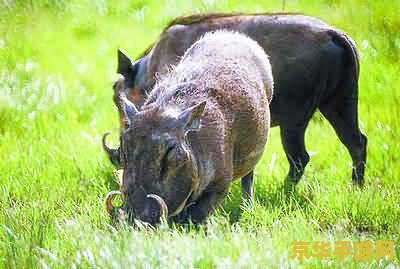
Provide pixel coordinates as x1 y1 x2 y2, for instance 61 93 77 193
104 170 198 223
104 191 168 222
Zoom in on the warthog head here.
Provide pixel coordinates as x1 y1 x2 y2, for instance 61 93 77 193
105 93 206 225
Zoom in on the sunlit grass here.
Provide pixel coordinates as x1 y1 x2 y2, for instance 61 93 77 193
0 0 399 268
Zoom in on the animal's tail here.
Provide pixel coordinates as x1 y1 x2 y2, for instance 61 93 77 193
327 29 360 94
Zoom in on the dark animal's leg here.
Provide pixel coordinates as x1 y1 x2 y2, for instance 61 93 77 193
320 100 367 186
175 180 231 224
281 125 310 186
241 171 254 201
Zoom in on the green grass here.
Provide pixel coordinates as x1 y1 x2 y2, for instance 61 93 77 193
1 0 399 268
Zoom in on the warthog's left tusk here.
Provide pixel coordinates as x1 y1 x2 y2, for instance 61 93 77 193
105 190 122 214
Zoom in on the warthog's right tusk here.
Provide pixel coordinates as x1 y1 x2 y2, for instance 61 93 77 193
146 194 169 221
105 190 122 214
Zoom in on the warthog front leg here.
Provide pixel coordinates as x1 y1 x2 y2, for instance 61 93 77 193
174 179 231 224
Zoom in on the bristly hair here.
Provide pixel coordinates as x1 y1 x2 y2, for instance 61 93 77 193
135 11 302 60
163 12 301 31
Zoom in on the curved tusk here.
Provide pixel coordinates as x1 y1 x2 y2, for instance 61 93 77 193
102 132 113 152
105 190 122 214
102 132 119 155
102 132 121 166
146 194 169 221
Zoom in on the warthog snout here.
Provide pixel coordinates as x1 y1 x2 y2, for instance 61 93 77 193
105 191 168 224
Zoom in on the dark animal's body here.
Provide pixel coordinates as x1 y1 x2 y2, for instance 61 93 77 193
114 13 367 185
115 31 273 224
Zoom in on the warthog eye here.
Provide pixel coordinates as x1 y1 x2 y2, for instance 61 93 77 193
160 143 176 180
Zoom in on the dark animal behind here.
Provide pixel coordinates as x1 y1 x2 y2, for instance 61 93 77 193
110 12 367 186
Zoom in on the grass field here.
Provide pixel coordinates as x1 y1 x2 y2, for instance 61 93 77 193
1 0 399 268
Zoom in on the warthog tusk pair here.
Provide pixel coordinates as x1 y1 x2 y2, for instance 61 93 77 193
104 191 169 222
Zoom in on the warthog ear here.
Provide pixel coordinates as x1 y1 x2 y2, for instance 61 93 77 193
117 49 138 79
120 92 138 126
178 101 206 132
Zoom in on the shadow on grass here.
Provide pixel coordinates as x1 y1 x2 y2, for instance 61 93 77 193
102 170 315 229
223 180 316 224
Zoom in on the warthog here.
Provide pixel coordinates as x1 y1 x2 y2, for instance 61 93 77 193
104 13 367 186
105 31 273 224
